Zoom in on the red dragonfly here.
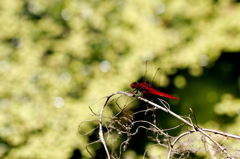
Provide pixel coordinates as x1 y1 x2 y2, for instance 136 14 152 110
130 82 179 100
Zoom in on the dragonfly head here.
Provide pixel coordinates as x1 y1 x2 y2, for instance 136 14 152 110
130 82 137 88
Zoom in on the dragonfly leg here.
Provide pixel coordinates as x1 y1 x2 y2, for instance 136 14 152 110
132 89 139 94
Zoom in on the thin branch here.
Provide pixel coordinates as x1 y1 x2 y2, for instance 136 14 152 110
196 128 233 158
82 91 240 158
78 119 99 135
202 128 240 140
99 95 112 159
113 91 235 158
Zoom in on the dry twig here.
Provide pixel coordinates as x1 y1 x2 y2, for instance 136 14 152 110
80 91 240 159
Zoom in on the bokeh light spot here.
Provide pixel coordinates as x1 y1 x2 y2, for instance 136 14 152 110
174 75 186 89
159 76 169 87
188 66 203 77
60 72 72 83
54 97 65 108
156 3 165 15
199 54 208 67
27 0 42 14
207 91 218 103
0 60 10 72
61 8 70 21
100 61 111 72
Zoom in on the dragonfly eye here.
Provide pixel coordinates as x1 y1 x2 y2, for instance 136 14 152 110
130 82 137 88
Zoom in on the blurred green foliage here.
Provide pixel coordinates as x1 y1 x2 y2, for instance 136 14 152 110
0 0 240 158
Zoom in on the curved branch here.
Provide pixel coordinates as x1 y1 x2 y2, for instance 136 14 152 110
90 91 238 158
112 91 235 158
167 130 196 159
